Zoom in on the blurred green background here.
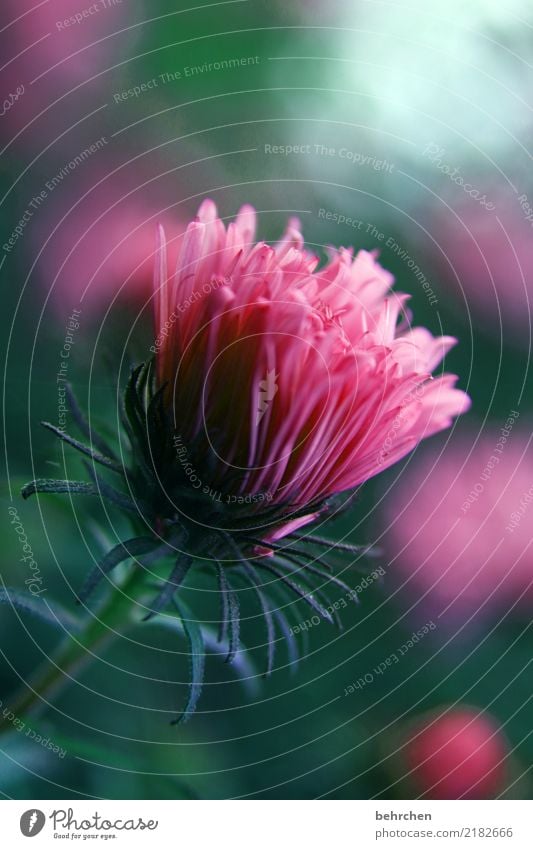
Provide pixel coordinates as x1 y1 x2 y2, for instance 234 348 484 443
1 0 532 799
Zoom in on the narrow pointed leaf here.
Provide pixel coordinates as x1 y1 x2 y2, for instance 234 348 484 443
21 479 98 500
215 538 243 663
0 588 80 631
240 564 275 676
277 553 357 603
259 561 334 624
245 537 333 571
79 537 158 602
224 575 240 664
290 533 380 558
271 608 299 669
143 556 192 621
82 461 143 516
215 561 230 644
170 596 205 724
41 421 123 473
313 586 343 630
64 383 118 461
146 617 258 696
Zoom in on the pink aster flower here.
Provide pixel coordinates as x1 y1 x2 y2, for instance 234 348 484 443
382 426 533 623
23 200 470 720
154 199 470 531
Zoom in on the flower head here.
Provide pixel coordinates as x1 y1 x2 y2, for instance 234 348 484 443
152 199 470 536
23 200 470 720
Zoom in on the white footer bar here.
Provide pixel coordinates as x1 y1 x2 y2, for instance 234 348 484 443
1 800 531 848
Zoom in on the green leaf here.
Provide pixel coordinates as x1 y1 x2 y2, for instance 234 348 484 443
240 564 275 676
79 537 160 602
143 556 192 620
145 615 259 697
64 383 118 461
272 607 300 669
40 421 123 473
216 561 230 644
260 561 334 624
276 552 357 603
290 532 381 560
0 588 80 631
215 560 240 663
21 479 99 499
171 596 205 724
82 461 143 516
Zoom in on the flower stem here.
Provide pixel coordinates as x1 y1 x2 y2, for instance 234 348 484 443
0 569 143 738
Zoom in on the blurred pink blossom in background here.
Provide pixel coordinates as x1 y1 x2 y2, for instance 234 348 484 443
398 707 507 799
34 164 183 312
429 188 533 345
1 0 134 143
382 426 533 623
